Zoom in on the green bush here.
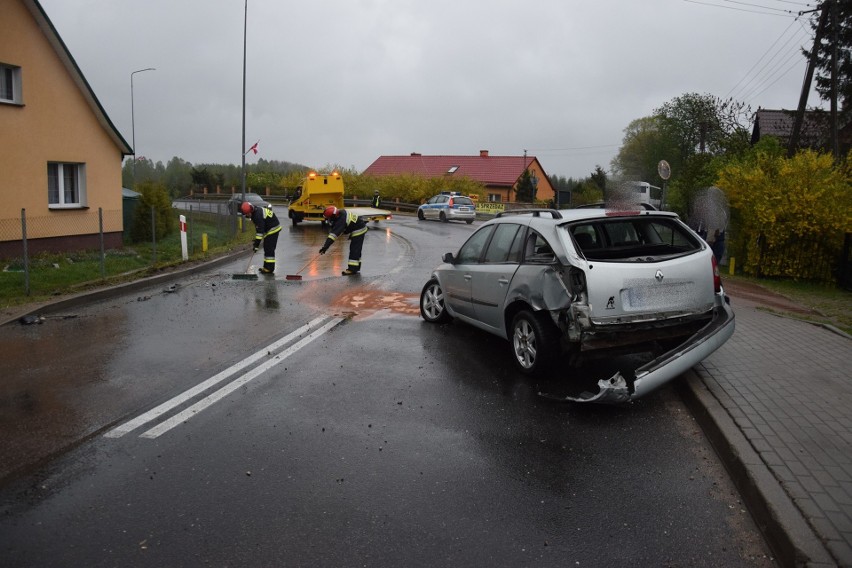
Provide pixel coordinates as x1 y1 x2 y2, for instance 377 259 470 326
130 181 174 243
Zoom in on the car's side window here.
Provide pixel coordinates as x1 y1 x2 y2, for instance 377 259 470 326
523 230 555 263
482 224 521 263
456 225 495 264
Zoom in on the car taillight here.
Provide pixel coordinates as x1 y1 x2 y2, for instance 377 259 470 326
712 256 721 293
448 197 454 207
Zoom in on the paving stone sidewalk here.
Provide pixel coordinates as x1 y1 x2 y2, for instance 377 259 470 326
683 298 852 567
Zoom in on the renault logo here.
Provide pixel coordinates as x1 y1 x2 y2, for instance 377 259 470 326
655 270 664 282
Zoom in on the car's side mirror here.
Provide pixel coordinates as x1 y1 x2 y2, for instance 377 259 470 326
442 252 455 264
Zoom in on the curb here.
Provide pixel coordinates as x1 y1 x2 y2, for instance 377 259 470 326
677 371 835 568
1 249 247 328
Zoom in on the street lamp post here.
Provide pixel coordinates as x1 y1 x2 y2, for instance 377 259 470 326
130 67 155 185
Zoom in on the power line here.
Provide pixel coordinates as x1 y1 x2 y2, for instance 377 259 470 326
741 51 808 102
682 0 799 17
719 0 802 15
728 20 812 102
764 0 814 6
726 19 800 98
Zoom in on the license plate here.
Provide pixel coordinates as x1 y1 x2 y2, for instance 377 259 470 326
625 283 690 309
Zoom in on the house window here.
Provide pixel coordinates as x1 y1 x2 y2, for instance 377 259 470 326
488 193 502 203
0 63 23 104
48 163 87 208
447 166 459 174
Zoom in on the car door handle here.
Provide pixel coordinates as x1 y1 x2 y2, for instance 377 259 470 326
498 278 509 285
464 274 472 281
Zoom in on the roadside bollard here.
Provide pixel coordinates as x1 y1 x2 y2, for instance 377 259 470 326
180 215 188 261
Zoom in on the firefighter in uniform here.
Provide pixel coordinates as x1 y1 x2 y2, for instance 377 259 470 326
240 201 281 274
319 206 368 275
370 189 381 208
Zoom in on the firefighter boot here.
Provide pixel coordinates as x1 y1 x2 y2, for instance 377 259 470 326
341 269 359 276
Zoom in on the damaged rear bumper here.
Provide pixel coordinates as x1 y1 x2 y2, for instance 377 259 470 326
547 297 735 404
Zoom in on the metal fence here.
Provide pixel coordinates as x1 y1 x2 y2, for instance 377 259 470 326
1 206 241 296
757 233 847 285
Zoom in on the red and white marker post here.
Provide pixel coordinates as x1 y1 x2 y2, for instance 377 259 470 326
179 215 188 260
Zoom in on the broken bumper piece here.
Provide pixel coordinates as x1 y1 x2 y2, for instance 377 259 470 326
543 298 735 404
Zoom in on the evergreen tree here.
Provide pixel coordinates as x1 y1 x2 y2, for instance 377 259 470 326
514 170 536 203
804 1 852 120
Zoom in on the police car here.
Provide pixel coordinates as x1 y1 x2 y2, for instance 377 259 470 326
417 192 476 224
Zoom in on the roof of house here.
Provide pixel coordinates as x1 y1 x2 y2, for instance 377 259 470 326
751 108 832 148
24 0 132 155
363 152 541 187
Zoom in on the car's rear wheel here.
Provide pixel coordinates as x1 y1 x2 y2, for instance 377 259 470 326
465 219 473 224
439 211 448 222
510 310 558 375
420 279 451 323
417 209 425 220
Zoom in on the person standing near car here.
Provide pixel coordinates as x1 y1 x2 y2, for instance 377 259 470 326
371 189 381 208
241 201 281 274
319 206 368 275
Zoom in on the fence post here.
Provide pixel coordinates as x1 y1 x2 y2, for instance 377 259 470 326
189 205 195 256
151 206 157 266
98 207 105 279
21 208 29 296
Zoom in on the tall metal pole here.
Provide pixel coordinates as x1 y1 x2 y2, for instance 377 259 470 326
241 0 248 203
130 67 155 185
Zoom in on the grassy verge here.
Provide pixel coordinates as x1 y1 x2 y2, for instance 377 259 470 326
725 273 852 335
0 210 253 310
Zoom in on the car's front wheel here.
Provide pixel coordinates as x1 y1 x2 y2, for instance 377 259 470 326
417 209 425 220
510 310 558 375
420 279 451 323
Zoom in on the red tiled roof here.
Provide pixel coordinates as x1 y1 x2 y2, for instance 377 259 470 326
363 153 537 187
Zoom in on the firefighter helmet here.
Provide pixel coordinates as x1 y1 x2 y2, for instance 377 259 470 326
240 201 254 216
323 206 338 220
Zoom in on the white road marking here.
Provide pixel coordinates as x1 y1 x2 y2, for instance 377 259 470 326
104 316 335 438
138 316 343 439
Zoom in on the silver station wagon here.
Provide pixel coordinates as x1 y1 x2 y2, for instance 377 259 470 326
419 208 735 403
417 192 476 224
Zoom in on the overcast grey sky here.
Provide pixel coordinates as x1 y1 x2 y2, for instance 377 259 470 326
39 0 826 179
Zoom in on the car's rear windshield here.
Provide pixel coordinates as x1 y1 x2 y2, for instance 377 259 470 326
564 216 702 261
454 197 474 206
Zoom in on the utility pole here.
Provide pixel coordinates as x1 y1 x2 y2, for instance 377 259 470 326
830 0 839 161
240 0 248 203
788 4 829 157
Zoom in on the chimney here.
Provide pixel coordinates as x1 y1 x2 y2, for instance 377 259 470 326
480 150 489 157
410 152 421 156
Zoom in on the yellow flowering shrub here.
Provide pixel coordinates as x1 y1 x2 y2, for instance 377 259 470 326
717 149 851 279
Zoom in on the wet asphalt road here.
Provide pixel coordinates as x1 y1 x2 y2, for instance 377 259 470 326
0 211 774 566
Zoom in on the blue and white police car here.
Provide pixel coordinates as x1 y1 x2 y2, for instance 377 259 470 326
417 192 476 224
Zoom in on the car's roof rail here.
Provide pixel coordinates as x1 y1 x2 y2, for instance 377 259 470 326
495 208 563 219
